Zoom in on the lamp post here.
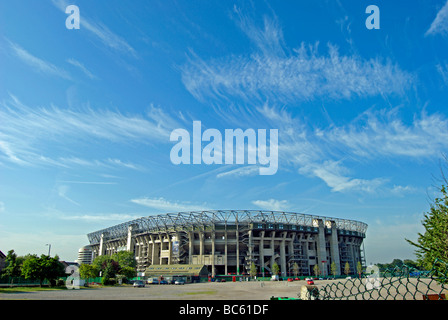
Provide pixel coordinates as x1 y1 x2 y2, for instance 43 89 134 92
46 244 51 257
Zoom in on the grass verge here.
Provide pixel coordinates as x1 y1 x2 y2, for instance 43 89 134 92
0 286 69 294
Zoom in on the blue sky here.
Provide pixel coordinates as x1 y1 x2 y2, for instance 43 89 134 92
1 0 448 264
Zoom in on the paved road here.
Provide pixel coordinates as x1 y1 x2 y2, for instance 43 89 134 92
1 278 442 300
0 281 303 300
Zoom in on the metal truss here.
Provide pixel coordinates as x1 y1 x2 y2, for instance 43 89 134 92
87 210 368 244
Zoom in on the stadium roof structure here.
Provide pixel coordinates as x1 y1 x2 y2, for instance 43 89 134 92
87 210 368 245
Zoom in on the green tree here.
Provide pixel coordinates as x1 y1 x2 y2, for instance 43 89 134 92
403 259 419 270
92 255 114 272
112 251 136 269
390 259 404 268
272 262 280 276
101 260 120 285
330 261 337 278
344 262 350 276
79 263 98 280
3 250 21 285
93 252 137 282
357 261 363 278
407 184 448 270
21 254 65 287
120 266 136 279
21 254 40 283
250 262 257 278
313 264 320 277
292 262 299 277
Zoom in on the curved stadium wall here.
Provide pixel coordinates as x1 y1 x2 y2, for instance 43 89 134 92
86 210 367 277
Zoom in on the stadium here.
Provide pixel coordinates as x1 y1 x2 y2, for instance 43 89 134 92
86 210 367 278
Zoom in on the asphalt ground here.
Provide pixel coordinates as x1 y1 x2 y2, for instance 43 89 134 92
0 277 444 300
0 280 303 300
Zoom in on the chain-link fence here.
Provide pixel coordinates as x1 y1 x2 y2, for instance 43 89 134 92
302 259 447 300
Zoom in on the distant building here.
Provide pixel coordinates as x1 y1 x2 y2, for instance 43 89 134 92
0 250 6 272
85 210 367 277
77 246 93 265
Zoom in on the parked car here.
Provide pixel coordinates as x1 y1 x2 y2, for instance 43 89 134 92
175 280 185 285
159 280 168 284
147 278 158 284
305 278 314 285
133 280 145 288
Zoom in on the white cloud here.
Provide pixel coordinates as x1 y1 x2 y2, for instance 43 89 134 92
51 0 137 57
67 58 97 79
390 185 418 197
231 7 286 57
57 180 117 185
0 140 27 165
251 105 448 194
252 199 290 211
325 108 448 158
217 166 260 178
81 19 137 57
426 0 448 36
436 62 448 85
106 158 140 170
130 197 210 212
299 160 387 193
7 40 71 80
0 95 180 168
59 213 140 222
57 185 80 206
181 14 412 103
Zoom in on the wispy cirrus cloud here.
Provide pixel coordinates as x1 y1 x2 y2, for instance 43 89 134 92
7 40 71 80
0 94 181 168
436 62 448 85
51 0 137 57
81 19 137 58
130 197 210 212
67 58 97 79
324 108 448 159
57 185 80 206
298 160 388 193
216 165 260 179
59 213 141 222
426 0 448 36
252 198 290 211
254 104 448 194
181 10 412 104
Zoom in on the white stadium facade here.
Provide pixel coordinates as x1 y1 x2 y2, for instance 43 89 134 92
84 210 368 277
